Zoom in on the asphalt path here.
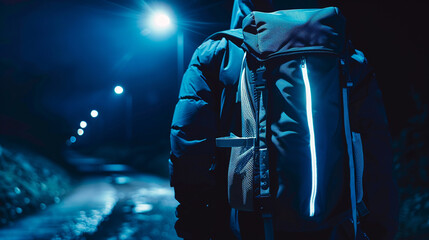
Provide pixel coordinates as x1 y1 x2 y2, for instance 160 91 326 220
0 173 179 240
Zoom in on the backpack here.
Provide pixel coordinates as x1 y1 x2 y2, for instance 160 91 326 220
215 7 368 239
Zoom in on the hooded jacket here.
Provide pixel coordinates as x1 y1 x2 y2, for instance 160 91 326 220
170 0 398 239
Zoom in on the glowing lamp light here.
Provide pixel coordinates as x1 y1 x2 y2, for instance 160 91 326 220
139 6 175 37
80 121 87 129
77 129 84 136
151 12 171 29
91 110 99 118
70 136 76 143
143 9 175 37
114 85 124 95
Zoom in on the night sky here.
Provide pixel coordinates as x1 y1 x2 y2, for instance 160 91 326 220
0 0 427 156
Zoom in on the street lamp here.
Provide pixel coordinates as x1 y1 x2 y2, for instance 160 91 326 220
80 121 87 129
77 128 84 136
151 12 171 29
113 85 133 141
149 10 173 33
142 7 184 87
91 110 99 118
177 30 184 88
114 85 124 95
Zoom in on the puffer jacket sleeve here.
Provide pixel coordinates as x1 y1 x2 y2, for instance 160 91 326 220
349 49 399 240
169 38 225 239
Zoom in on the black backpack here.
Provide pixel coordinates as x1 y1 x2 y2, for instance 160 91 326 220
216 7 368 239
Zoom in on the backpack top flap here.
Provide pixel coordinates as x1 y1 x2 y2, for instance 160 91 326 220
242 7 346 59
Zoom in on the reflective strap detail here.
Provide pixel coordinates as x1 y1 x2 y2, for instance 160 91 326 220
352 132 364 203
216 136 255 147
301 57 318 217
343 88 357 239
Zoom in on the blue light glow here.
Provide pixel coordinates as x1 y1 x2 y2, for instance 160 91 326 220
80 121 87 128
91 110 98 118
77 128 84 136
139 4 176 38
114 85 123 95
151 12 171 29
301 58 317 217
70 136 76 143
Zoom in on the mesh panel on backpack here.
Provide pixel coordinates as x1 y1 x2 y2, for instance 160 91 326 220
228 66 256 211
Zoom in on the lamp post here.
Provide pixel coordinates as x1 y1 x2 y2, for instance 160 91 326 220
114 85 132 141
148 10 183 88
125 94 133 141
177 30 184 89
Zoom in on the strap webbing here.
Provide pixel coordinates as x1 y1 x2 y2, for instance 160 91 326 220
262 213 274 240
342 87 357 239
252 61 274 240
215 136 255 147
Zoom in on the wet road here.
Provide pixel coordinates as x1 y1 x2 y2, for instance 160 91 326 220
0 174 179 240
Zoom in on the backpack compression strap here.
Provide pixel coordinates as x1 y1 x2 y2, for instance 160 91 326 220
341 57 357 239
251 60 274 240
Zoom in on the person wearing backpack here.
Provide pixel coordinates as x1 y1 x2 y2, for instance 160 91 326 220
169 0 399 239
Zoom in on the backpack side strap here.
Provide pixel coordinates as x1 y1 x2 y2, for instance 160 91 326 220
341 55 358 239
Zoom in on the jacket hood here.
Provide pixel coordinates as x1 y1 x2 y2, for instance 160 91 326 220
230 0 321 29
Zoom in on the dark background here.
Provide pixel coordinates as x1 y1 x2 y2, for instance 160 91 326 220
0 0 428 237
0 0 427 156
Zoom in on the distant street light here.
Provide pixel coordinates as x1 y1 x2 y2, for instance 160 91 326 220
70 136 76 143
113 85 132 140
91 110 99 118
177 30 184 88
77 128 84 136
141 7 175 38
148 8 183 88
80 121 87 128
114 85 124 95
150 11 172 31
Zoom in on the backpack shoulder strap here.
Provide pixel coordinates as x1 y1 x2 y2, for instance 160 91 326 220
204 29 244 46
341 45 357 239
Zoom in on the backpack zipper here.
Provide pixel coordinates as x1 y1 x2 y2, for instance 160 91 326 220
301 57 318 217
